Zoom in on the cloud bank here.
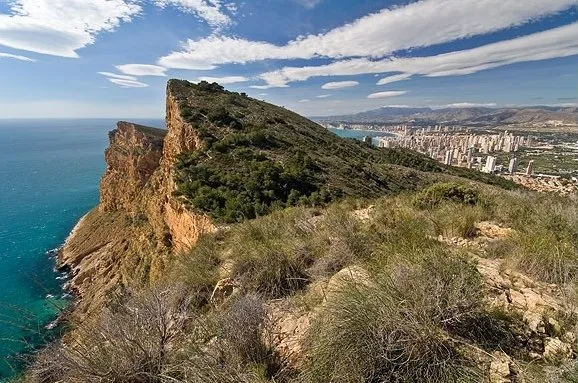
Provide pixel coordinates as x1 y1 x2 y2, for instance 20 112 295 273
157 0 578 70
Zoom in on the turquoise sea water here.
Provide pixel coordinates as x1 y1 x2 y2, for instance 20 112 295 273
0 119 163 380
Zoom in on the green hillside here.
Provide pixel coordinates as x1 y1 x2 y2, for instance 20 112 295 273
170 80 516 223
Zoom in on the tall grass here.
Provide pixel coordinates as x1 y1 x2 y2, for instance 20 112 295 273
301 250 485 383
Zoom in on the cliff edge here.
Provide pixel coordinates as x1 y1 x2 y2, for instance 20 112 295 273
60 91 215 316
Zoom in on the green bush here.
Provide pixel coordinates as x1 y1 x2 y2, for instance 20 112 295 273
413 182 482 209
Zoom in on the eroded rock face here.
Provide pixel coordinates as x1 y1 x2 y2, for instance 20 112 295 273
100 122 165 212
60 88 216 316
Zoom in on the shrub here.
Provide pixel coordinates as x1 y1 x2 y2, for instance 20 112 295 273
301 250 485 383
413 182 482 209
30 285 195 383
167 234 221 308
217 295 286 380
229 209 318 298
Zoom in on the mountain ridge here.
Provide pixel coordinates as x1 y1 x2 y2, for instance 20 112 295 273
316 105 578 126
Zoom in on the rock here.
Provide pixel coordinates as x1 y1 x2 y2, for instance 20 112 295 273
269 303 311 369
523 311 544 333
325 266 370 296
476 221 514 239
546 318 563 337
489 352 512 383
543 337 573 360
210 278 237 304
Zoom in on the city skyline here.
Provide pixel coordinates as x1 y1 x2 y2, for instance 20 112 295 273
0 0 577 118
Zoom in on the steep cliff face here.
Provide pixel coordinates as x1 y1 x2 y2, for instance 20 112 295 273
60 90 215 316
99 121 165 212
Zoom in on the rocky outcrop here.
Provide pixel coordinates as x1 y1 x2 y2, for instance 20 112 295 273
60 85 216 316
100 121 165 212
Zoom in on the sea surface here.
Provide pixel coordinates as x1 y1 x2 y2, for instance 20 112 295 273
0 120 370 380
0 119 164 380
327 127 394 144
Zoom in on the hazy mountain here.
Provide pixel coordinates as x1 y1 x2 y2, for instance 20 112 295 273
317 106 578 126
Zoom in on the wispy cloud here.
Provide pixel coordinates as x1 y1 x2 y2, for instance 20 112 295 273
116 64 167 76
316 94 332 98
157 0 577 70
0 0 141 57
367 91 407 99
107 78 149 88
0 52 35 61
321 81 358 90
294 0 323 9
153 0 232 29
198 75 248 84
259 22 578 87
98 71 137 81
298 99 310 103
377 73 412 85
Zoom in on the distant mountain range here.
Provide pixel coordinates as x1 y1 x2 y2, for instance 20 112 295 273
315 106 578 126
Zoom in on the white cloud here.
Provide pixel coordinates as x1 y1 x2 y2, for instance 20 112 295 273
377 73 412 85
157 0 578 70
258 93 268 96
153 0 232 29
98 71 137 81
107 78 149 88
0 52 35 61
298 99 310 103
116 64 167 76
316 94 332 98
198 75 248 84
259 22 578 87
321 81 359 90
0 0 141 57
367 91 407 99
249 84 285 89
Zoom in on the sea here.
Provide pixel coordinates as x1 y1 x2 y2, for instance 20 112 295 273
0 119 164 380
0 120 375 380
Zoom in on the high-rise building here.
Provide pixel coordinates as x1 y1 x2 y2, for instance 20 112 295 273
484 156 497 173
444 149 453 166
526 160 535 176
508 157 519 174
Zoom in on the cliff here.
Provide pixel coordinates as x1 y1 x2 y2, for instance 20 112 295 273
60 96 214 316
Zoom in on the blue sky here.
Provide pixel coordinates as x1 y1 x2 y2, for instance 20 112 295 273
0 0 577 118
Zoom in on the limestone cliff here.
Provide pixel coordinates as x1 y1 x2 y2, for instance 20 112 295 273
60 88 214 316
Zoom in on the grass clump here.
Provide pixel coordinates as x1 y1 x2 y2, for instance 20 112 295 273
228 209 318 298
301 250 485 383
492 194 578 285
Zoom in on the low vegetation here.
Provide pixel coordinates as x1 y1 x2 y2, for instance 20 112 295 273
171 80 516 223
26 179 578 382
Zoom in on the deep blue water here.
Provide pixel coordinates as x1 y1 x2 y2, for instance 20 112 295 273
0 119 164 380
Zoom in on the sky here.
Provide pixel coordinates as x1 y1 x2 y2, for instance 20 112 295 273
0 0 577 118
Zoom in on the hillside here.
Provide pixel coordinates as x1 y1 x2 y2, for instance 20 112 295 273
318 105 578 127
27 183 578 383
26 80 577 383
170 80 515 223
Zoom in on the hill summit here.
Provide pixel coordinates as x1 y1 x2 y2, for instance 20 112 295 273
169 80 513 223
